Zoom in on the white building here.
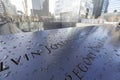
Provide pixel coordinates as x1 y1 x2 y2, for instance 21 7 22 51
31 0 49 16
80 0 93 18
55 0 93 22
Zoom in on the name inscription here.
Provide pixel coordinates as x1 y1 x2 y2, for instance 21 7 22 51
0 35 107 80
0 40 68 72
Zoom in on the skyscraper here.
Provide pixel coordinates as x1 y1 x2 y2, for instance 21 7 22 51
93 0 104 18
102 0 109 13
31 0 49 16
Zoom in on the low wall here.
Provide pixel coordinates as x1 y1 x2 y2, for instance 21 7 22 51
61 22 76 28
43 22 62 30
16 22 76 31
18 22 44 32
43 22 76 30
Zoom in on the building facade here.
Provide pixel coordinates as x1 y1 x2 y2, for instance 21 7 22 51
102 0 109 13
55 0 78 22
79 0 93 18
93 0 104 18
55 0 93 22
31 0 49 16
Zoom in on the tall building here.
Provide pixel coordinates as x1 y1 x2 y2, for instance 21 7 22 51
93 0 104 18
102 0 109 13
31 0 49 16
108 0 120 13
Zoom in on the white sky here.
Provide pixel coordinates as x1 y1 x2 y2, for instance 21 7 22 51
49 0 55 14
10 0 55 15
108 0 120 12
10 0 24 11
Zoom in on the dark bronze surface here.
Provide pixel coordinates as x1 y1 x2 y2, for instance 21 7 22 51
0 26 120 80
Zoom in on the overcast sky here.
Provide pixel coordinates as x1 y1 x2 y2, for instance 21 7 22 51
49 0 55 14
10 0 55 15
108 0 120 12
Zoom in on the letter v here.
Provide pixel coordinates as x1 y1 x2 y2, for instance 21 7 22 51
11 56 21 65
